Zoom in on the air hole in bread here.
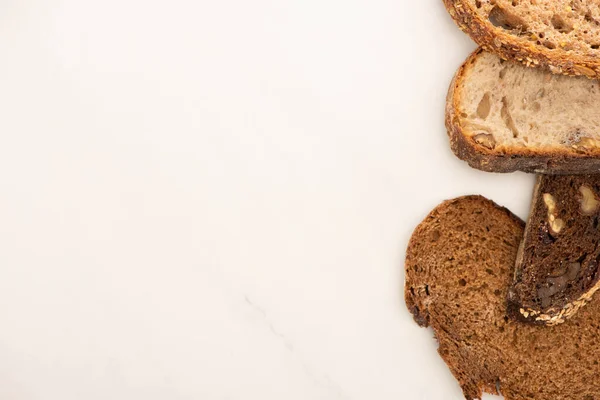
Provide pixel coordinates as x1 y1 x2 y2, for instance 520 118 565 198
477 93 491 119
475 0 482 8
585 12 598 25
543 40 557 49
459 279 467 286
551 15 574 33
453 52 600 171
488 5 528 32
592 44 600 49
501 97 519 138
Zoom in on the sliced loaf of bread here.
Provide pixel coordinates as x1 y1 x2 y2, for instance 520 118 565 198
443 0 600 77
507 174 600 325
447 49 600 174
405 195 600 400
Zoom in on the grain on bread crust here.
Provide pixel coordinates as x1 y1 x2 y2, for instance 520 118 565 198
507 175 600 326
446 48 600 174
405 195 600 400
443 0 600 78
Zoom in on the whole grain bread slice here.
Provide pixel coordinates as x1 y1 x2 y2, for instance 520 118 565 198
405 195 600 400
443 0 600 78
447 48 600 174
507 175 600 325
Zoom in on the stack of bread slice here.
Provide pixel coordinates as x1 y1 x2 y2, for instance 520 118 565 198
405 2 600 399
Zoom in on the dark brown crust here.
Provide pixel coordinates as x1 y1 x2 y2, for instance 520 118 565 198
442 0 600 78
506 176 542 324
446 48 600 174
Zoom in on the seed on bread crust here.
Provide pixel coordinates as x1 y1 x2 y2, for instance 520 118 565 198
442 0 600 78
574 65 598 78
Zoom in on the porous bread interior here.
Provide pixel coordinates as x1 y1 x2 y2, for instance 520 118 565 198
458 51 600 149
466 0 600 55
405 196 600 400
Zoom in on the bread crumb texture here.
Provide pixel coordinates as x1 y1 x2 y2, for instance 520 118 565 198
444 0 600 77
457 51 600 152
405 196 600 400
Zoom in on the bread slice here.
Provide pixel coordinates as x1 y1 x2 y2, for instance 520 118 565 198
443 0 600 78
405 195 600 400
446 48 600 174
507 174 600 325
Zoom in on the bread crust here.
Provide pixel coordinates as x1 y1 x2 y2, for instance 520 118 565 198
446 48 600 174
507 280 600 325
405 196 600 399
442 0 600 78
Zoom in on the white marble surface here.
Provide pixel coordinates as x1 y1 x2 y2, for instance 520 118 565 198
0 1 536 399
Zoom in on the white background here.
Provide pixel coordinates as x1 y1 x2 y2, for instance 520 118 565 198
0 1 535 399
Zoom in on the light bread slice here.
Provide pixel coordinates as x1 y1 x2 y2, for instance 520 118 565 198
447 49 600 174
405 195 600 400
443 0 600 77
507 174 600 325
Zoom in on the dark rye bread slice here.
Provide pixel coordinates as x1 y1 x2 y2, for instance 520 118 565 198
507 175 600 325
405 195 600 400
443 0 600 78
446 49 600 174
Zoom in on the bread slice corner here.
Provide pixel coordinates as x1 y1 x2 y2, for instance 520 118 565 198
405 194 600 399
443 0 600 78
446 48 600 174
507 174 600 325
